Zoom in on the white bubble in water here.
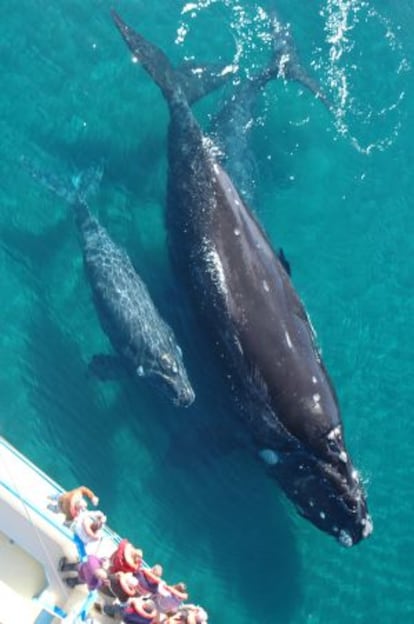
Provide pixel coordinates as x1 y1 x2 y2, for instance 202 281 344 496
259 449 280 465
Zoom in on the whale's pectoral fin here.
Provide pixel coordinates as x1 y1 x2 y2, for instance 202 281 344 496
88 354 126 381
176 61 235 105
278 248 291 276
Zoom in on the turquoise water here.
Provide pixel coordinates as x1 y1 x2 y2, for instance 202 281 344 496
1 0 413 621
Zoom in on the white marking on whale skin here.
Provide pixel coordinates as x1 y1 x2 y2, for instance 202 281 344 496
234 228 241 237
285 330 293 349
213 162 220 176
259 449 280 466
201 239 229 304
312 376 318 384
307 394 323 416
361 515 374 538
306 311 318 341
327 426 341 440
319 511 326 520
137 365 144 377
339 451 348 463
338 529 353 547
352 469 360 483
263 280 270 293
233 334 244 356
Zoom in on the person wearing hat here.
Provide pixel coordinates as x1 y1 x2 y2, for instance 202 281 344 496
109 539 143 574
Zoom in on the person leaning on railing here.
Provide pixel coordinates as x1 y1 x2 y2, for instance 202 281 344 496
71 509 107 558
48 485 99 524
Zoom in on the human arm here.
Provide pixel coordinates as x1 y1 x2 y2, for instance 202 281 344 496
78 486 99 506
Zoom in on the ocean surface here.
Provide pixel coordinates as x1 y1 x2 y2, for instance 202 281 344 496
0 0 413 622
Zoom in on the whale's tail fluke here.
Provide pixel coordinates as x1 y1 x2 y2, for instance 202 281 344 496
112 9 232 108
267 11 333 113
112 9 179 103
21 155 104 231
21 156 103 206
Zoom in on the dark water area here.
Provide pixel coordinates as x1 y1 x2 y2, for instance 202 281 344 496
0 1 413 622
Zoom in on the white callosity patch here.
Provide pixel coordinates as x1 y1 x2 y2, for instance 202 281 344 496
262 280 270 293
285 331 293 349
338 529 353 547
327 426 341 440
361 515 374 538
352 468 360 483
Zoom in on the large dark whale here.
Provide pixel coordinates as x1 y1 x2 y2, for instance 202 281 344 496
22 158 195 407
112 11 372 545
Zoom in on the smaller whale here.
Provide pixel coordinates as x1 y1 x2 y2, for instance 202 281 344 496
21 157 195 407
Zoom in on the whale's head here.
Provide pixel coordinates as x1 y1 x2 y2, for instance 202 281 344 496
260 427 372 546
136 343 195 408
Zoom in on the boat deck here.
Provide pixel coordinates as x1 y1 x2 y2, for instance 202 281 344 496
0 436 120 623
